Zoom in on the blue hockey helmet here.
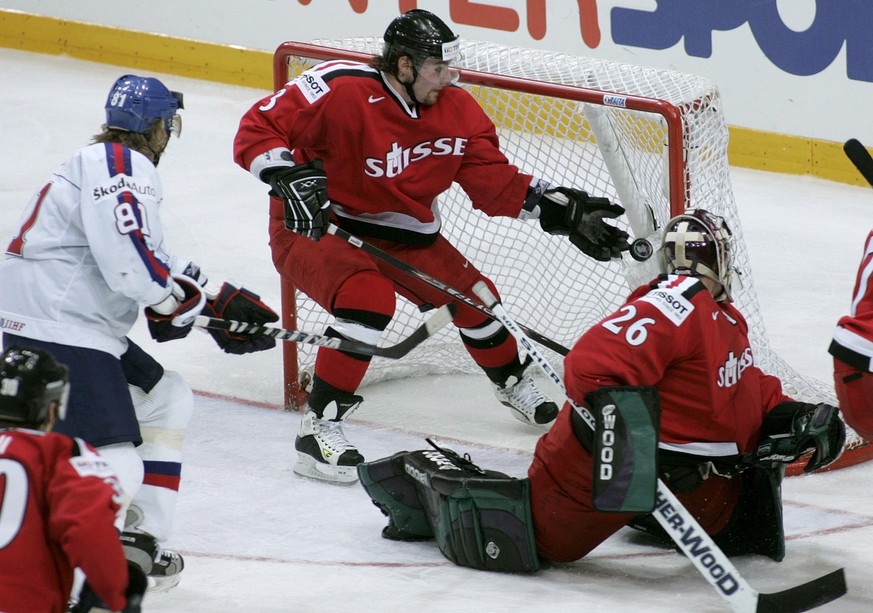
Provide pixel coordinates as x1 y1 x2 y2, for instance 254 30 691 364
104 74 184 136
0 347 69 427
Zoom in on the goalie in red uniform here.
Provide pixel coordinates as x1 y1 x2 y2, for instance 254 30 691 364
829 229 873 440
234 9 631 484
0 347 145 613
358 209 846 572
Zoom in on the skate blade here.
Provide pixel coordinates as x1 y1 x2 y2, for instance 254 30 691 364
293 455 359 485
504 403 554 428
148 573 182 593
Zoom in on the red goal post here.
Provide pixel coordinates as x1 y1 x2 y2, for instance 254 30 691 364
271 39 871 473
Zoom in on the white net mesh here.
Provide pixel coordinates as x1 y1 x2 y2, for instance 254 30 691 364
276 38 835 408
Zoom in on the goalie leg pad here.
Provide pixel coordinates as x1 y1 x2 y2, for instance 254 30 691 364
404 448 540 573
711 463 786 562
357 452 434 541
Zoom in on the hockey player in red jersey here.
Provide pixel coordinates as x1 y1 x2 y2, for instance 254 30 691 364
527 208 846 562
358 209 847 572
0 347 145 613
234 9 631 484
829 229 873 440
0 75 278 589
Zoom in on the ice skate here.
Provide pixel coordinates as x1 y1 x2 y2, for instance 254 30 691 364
494 371 559 426
293 395 364 484
121 530 184 593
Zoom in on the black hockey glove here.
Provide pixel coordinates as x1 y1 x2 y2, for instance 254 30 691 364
69 561 146 613
145 276 205 343
269 159 331 241
201 282 279 354
750 401 846 473
534 186 630 261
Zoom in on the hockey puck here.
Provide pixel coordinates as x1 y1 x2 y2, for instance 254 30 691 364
629 238 654 262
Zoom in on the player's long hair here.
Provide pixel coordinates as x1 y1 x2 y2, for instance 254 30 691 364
92 119 168 165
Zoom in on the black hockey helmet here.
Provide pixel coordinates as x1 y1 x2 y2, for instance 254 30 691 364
661 208 735 301
0 347 69 428
383 9 461 68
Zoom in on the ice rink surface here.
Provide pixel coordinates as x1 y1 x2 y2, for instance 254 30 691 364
2 49 872 612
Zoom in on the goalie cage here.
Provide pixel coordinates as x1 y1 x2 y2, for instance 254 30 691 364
271 38 871 474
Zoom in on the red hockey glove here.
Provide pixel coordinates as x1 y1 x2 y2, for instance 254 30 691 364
201 282 279 354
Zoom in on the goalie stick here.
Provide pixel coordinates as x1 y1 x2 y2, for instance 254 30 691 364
844 138 873 188
193 303 456 359
325 223 572 356
471 280 847 613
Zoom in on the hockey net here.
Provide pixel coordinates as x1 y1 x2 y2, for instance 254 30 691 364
272 39 870 472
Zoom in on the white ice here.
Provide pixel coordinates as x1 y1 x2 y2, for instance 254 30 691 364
1 49 872 612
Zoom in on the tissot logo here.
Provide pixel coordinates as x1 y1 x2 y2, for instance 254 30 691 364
364 137 467 178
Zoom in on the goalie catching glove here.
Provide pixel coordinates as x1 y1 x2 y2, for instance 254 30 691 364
750 401 846 473
268 159 331 241
201 282 279 354
528 183 630 261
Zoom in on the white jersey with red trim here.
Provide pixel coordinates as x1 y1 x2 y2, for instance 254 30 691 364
234 60 534 239
0 142 186 356
830 229 873 371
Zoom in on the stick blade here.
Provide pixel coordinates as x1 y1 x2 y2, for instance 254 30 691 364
843 138 873 187
755 568 846 613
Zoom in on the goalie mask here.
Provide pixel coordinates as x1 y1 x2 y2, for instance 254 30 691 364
661 208 735 302
105 74 184 137
0 347 70 428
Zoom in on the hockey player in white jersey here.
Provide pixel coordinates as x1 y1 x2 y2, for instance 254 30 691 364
0 75 279 590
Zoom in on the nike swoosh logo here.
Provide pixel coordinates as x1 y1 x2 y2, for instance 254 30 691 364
368 95 385 103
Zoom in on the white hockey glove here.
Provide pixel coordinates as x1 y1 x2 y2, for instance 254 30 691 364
268 159 331 241
144 276 206 343
529 183 630 261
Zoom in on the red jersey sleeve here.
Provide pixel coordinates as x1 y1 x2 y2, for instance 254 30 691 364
47 438 128 611
831 230 873 370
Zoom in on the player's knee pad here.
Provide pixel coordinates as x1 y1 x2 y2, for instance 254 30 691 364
131 370 193 433
97 441 145 527
361 443 540 573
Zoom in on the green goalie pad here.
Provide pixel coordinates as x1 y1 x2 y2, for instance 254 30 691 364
403 445 540 573
586 385 661 513
357 451 434 541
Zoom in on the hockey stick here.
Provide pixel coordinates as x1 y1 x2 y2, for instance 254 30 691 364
471 280 847 612
325 223 572 356
844 138 873 187
193 303 456 359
